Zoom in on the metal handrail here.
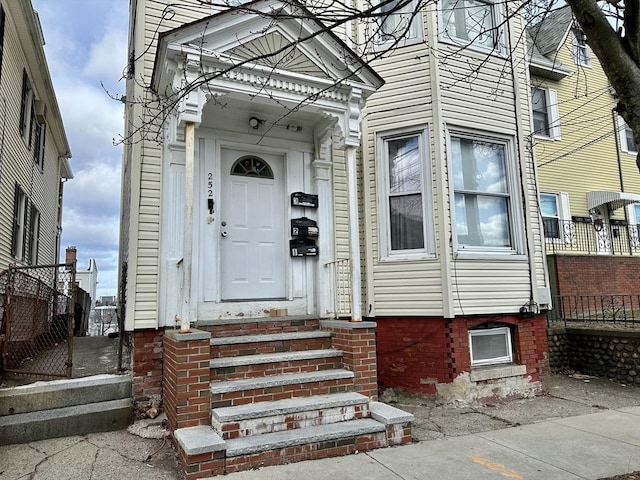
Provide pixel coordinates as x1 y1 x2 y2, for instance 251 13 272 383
324 259 351 318
543 219 640 256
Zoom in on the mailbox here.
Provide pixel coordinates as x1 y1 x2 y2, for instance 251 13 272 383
290 238 318 257
291 192 318 208
291 217 318 237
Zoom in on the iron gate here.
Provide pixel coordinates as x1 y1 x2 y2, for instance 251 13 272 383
0 263 76 379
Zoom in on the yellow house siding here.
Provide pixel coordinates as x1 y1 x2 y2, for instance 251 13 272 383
533 39 622 217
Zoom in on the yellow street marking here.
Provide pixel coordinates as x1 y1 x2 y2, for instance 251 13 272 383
471 455 524 480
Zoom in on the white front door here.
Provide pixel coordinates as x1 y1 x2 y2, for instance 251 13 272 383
220 149 286 300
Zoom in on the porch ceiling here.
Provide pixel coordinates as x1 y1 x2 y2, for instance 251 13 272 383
587 190 640 212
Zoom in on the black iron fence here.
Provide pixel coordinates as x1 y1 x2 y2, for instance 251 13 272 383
0 263 76 379
544 219 640 256
547 294 640 326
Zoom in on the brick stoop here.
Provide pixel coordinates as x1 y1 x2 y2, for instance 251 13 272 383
165 317 414 479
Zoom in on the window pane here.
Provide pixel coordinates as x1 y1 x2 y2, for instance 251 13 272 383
540 194 558 217
442 0 496 48
389 194 424 250
390 194 424 250
531 88 549 136
626 127 637 152
389 136 421 194
378 0 415 39
451 137 507 193
471 332 508 362
634 204 640 225
455 193 510 247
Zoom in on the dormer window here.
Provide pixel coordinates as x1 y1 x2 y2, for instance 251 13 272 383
572 27 590 66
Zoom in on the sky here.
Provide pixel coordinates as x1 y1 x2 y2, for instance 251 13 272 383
31 0 128 298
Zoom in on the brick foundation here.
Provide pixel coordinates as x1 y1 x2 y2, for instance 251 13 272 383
376 314 549 400
132 329 164 407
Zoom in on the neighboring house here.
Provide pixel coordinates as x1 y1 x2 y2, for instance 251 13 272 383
0 0 72 272
75 256 98 308
528 6 640 307
121 0 550 474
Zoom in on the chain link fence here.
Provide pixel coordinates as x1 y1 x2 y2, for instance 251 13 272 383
0 263 75 379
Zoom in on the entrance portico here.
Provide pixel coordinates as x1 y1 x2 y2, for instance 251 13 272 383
151 0 383 327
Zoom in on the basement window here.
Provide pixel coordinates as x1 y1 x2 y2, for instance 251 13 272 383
469 326 513 366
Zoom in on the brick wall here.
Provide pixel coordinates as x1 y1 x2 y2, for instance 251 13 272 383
376 314 549 395
550 255 640 296
132 329 164 407
319 320 378 400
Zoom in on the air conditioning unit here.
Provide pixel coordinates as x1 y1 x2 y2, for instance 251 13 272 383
34 100 46 125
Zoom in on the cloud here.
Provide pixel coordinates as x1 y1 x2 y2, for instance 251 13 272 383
84 25 128 83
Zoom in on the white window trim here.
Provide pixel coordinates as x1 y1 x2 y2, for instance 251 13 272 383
447 127 525 257
532 87 561 140
572 30 591 67
540 191 570 243
376 125 435 261
469 326 513 367
438 0 505 56
618 116 637 154
366 0 424 49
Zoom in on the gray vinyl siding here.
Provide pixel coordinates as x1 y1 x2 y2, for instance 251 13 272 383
125 0 217 329
362 7 546 317
0 3 67 271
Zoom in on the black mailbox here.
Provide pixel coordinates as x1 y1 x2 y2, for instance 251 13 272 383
291 217 318 237
291 192 318 208
290 238 318 257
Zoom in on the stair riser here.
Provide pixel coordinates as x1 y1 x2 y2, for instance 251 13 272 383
200 319 320 338
211 337 331 358
214 404 369 439
224 431 388 474
210 357 343 382
210 378 355 408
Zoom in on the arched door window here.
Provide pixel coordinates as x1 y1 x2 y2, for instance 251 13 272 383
230 155 274 179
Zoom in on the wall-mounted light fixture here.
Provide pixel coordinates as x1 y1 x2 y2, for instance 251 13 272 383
249 117 263 129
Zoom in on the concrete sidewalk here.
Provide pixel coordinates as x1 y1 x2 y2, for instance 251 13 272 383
224 406 640 480
1 374 639 479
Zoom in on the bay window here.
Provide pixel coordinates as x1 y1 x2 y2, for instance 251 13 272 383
441 0 499 50
450 132 517 251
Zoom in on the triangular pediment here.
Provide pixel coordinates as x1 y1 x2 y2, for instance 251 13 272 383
153 0 383 95
227 32 331 80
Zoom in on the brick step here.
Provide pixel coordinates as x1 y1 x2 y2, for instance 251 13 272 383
210 331 332 358
210 369 355 407
209 349 343 381
198 316 320 338
212 392 370 439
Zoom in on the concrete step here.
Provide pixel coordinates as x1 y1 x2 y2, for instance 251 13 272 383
0 374 131 416
210 369 355 407
225 418 386 457
209 349 343 381
0 398 133 445
212 392 370 439
210 331 332 358
197 316 320 338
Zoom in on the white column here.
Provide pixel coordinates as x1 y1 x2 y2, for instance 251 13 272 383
345 145 362 322
181 121 195 333
313 135 333 317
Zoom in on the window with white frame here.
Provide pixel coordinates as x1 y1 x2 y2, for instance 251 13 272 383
377 126 433 258
440 0 499 50
572 27 591 66
618 117 638 154
28 204 40 265
540 193 560 239
531 87 560 139
369 0 422 46
19 69 34 146
450 132 516 250
11 184 28 259
469 326 513 366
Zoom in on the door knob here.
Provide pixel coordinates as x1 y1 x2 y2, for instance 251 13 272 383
221 231 228 237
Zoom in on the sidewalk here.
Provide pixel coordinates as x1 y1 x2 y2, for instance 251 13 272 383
1 374 638 479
